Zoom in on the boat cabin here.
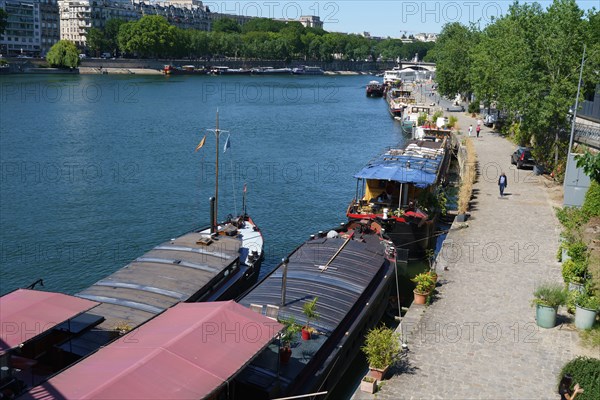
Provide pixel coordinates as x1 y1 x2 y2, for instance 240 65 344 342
347 140 448 222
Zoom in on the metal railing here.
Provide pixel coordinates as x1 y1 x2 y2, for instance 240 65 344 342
574 122 600 149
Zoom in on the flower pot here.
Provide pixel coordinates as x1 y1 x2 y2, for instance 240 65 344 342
568 282 584 293
535 304 557 328
561 248 570 262
301 328 311 340
368 365 389 381
575 305 598 330
360 377 377 393
413 290 429 305
279 347 292 364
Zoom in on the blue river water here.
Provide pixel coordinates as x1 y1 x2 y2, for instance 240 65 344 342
0 73 409 295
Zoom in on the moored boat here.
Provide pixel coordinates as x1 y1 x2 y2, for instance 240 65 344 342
402 104 433 136
163 64 207 75
292 65 324 75
347 137 452 260
233 221 396 399
0 113 265 394
210 66 252 75
366 80 384 97
251 67 293 74
386 88 414 119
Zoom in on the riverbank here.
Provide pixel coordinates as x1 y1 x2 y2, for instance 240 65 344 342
352 87 595 399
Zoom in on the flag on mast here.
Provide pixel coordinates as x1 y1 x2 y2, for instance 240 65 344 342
195 135 206 152
243 183 247 193
223 134 231 153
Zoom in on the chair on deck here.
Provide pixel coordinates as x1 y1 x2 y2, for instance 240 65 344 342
249 304 263 314
265 305 280 320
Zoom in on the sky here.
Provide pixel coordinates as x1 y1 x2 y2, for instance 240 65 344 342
202 1 599 37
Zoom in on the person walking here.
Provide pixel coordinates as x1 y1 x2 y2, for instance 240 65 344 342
498 172 507 197
468 125 473 136
476 124 481 138
558 374 584 400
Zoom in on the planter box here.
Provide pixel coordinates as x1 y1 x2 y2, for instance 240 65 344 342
360 377 377 393
536 304 558 329
575 305 598 330
368 365 389 381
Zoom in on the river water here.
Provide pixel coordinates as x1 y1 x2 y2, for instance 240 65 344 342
0 73 411 295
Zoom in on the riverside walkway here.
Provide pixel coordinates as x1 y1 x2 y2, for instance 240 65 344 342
353 96 595 399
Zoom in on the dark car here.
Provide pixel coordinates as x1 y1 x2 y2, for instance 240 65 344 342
511 147 536 169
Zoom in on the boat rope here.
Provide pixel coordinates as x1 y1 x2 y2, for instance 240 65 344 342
229 159 238 216
319 231 354 273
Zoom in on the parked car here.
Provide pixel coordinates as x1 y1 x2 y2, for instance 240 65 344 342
511 147 536 169
483 113 496 127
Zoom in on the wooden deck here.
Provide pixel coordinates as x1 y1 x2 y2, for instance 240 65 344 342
77 229 241 330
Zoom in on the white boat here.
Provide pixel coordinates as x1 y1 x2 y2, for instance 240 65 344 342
292 66 324 75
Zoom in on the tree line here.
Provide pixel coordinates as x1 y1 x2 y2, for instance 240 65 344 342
84 15 434 62
429 0 599 176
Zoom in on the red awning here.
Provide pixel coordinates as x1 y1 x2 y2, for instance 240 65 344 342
24 301 282 400
0 289 99 355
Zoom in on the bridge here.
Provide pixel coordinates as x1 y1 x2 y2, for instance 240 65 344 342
574 122 600 150
399 61 436 72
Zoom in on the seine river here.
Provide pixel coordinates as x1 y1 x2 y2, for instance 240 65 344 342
0 73 409 295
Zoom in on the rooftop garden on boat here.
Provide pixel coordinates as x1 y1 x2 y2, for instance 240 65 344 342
347 138 451 258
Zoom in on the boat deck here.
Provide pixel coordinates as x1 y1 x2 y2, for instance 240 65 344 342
77 229 241 331
236 229 391 396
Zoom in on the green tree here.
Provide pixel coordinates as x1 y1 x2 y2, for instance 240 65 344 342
86 28 105 57
121 16 177 58
104 19 126 56
429 22 478 98
46 40 80 68
0 8 8 36
212 18 241 33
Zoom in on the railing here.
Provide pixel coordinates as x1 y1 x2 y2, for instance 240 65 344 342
574 122 600 149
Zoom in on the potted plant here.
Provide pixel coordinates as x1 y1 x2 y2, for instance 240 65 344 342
360 375 377 394
361 325 401 381
562 259 587 292
301 297 319 340
278 317 301 364
411 272 435 305
531 283 567 328
574 291 600 330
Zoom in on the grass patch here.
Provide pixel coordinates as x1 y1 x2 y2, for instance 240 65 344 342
458 137 476 214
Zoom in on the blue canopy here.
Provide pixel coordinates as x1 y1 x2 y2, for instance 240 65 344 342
354 151 444 188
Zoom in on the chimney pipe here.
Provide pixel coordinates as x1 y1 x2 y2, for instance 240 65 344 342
209 197 216 234
281 257 289 306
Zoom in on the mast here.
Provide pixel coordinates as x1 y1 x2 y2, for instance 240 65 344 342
203 110 228 227
214 111 220 228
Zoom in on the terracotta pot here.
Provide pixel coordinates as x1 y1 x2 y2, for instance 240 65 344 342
368 365 389 381
279 347 292 364
413 289 429 305
301 328 311 340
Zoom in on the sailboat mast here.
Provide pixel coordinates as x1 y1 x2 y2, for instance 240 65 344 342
214 111 220 228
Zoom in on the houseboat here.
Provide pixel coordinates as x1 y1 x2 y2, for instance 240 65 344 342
0 113 265 395
386 88 415 119
210 66 252 75
366 80 384 97
347 138 452 260
292 66 325 75
233 221 396 399
163 65 207 75
401 104 433 136
22 301 281 400
251 67 293 74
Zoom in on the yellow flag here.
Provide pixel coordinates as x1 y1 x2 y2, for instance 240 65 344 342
195 135 206 152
